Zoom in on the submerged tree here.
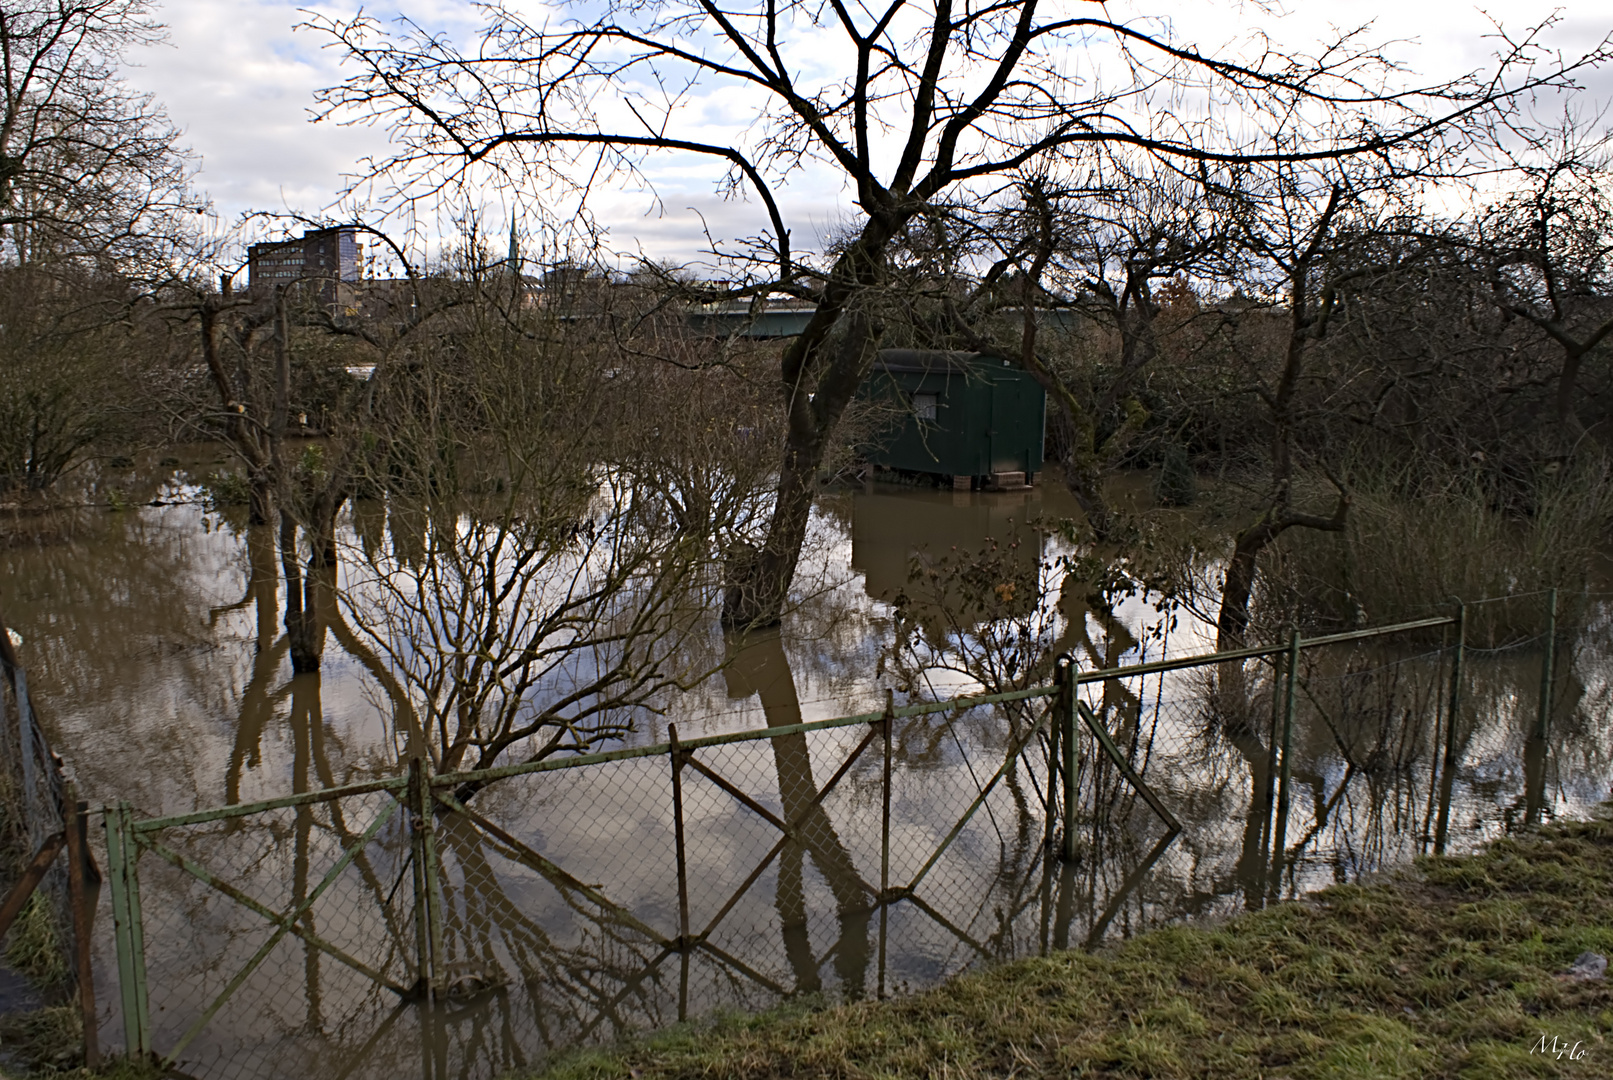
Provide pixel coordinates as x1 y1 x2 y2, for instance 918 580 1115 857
311 2 1601 629
337 272 764 775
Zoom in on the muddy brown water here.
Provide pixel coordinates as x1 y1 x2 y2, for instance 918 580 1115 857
3 452 1609 1080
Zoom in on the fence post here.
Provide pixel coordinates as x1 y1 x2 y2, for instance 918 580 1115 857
103 802 150 1058
668 724 690 951
15 668 37 845
407 758 433 999
1269 629 1300 894
1434 603 1466 855
878 689 893 1000
1058 656 1078 862
411 757 445 997
1262 649 1285 869
1044 686 1060 851
62 781 99 1068
1535 588 1557 742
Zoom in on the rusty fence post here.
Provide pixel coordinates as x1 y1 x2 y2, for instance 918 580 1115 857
878 689 893 1000
62 780 99 1067
668 725 690 950
668 724 691 1020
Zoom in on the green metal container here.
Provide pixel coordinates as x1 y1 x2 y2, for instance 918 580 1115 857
860 350 1046 482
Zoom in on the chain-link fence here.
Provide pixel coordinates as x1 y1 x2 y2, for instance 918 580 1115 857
0 611 100 1065
97 595 1607 1080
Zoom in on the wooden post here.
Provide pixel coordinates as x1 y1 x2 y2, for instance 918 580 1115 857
0 831 65 939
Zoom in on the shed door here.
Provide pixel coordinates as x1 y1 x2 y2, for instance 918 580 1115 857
989 379 1026 474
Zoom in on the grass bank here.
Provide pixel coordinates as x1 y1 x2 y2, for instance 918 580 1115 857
536 810 1613 1080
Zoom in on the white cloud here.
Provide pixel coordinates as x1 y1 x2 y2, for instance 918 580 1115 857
123 0 1613 266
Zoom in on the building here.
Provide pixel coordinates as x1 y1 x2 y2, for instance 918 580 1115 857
246 227 362 307
859 349 1046 489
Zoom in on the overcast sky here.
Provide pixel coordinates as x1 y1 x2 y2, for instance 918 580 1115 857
121 0 1613 267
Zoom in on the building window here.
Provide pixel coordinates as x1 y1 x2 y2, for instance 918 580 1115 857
913 392 938 421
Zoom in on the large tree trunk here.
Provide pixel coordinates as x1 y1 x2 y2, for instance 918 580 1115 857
1216 517 1280 653
722 307 882 628
1063 446 1117 542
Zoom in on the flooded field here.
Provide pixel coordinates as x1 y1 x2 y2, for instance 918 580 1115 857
3 451 1610 1080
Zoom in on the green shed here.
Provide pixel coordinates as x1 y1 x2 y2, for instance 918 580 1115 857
860 350 1046 487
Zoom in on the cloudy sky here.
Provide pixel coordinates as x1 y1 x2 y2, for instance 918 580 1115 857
120 0 1613 267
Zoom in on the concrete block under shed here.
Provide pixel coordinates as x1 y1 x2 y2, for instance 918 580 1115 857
988 471 1028 491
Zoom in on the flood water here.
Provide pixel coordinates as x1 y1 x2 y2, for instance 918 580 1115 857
4 450 1610 1080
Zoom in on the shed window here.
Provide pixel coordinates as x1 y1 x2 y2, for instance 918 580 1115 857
912 392 938 420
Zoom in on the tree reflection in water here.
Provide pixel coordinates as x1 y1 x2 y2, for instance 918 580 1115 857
9 480 1612 1080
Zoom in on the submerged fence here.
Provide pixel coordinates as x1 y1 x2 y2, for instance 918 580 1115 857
93 592 1604 1080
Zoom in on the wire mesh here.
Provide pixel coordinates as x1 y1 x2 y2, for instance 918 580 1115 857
128 788 414 1080
1 663 77 991
98 602 1613 1080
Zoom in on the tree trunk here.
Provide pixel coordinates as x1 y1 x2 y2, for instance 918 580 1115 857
248 471 275 527
722 308 882 628
280 512 327 673
1216 518 1278 653
1062 449 1117 542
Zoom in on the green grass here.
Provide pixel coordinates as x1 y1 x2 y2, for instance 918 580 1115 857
530 809 1613 1079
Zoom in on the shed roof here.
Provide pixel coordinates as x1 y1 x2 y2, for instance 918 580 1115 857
875 349 1006 375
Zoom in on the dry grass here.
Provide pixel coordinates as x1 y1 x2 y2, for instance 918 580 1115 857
0 1006 159 1079
3 896 64 989
532 808 1613 1079
1260 460 1613 644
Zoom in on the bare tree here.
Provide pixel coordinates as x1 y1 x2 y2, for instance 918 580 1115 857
336 270 759 776
932 166 1236 538
0 0 198 272
309 2 1606 629
1478 116 1613 449
1199 155 1497 652
0 267 163 492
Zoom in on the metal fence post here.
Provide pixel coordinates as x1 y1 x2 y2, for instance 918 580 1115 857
1535 588 1557 742
63 781 99 1068
15 668 37 845
103 802 150 1058
1262 649 1285 868
1044 690 1060 851
1435 603 1466 854
407 758 433 999
878 689 893 1000
412 758 444 997
1058 656 1077 862
1269 630 1300 892
668 724 691 950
